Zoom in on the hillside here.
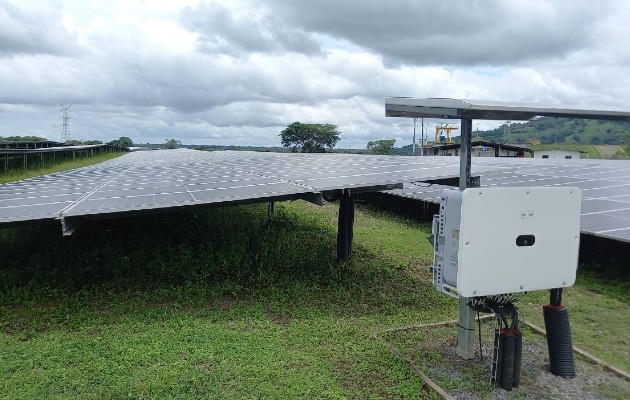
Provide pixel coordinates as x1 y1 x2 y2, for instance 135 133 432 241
477 117 630 146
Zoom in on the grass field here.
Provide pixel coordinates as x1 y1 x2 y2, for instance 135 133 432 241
0 194 628 398
0 151 124 184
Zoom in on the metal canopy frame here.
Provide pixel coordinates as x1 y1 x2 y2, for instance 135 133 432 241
385 98 630 121
385 97 630 360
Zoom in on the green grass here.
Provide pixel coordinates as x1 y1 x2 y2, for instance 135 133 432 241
0 201 455 399
0 195 628 398
0 151 124 184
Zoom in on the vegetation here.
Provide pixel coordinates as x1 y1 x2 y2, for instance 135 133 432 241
0 201 448 399
66 140 103 145
280 122 341 153
0 151 124 184
194 144 292 152
0 136 48 142
108 136 134 147
478 117 630 146
367 139 397 155
164 138 182 149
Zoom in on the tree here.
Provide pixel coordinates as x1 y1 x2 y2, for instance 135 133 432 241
280 122 340 153
67 139 103 145
367 139 396 155
164 138 182 149
0 135 47 142
108 136 133 147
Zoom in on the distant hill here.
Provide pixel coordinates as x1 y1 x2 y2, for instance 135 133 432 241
476 117 630 146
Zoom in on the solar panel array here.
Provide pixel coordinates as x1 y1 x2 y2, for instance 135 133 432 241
1 150 630 242
388 157 630 243
1 149 469 232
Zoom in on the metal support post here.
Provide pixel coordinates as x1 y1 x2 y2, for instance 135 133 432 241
420 118 424 156
268 201 275 219
412 118 417 156
456 117 476 360
336 191 355 261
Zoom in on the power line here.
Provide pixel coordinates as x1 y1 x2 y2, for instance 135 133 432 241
59 104 72 142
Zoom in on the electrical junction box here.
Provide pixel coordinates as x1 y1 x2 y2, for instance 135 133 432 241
432 187 582 298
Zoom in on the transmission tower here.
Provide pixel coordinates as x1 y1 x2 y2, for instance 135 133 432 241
59 104 72 142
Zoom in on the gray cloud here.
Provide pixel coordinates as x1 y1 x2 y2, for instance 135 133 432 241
249 0 607 66
0 0 81 57
181 2 321 56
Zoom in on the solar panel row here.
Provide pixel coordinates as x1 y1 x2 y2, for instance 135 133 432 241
1 149 630 242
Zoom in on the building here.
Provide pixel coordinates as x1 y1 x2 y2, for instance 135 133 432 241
533 148 585 160
427 140 531 157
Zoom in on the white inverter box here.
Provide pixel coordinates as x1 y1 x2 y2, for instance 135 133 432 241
432 187 582 297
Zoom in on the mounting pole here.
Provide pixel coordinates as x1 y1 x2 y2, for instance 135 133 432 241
420 118 424 156
336 191 355 261
456 117 476 359
412 118 417 156
268 201 275 219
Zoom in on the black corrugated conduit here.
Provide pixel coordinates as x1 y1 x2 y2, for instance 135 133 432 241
543 304 576 378
544 288 576 378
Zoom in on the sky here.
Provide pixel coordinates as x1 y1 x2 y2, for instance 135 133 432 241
1 0 629 148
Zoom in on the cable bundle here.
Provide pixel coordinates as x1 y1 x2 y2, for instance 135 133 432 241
468 295 522 391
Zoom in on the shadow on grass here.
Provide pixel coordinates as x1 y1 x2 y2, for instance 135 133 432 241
577 234 630 304
0 203 453 334
358 192 439 226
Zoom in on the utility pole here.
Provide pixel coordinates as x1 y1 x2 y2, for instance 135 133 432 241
60 105 72 143
420 118 424 156
412 118 417 155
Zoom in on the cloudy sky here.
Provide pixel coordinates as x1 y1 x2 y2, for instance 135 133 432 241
1 0 629 148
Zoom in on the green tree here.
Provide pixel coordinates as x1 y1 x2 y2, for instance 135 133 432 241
66 139 103 145
164 138 182 149
0 136 47 142
280 122 340 153
108 136 133 147
367 139 396 155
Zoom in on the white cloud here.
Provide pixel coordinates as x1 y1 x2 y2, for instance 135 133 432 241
0 0 629 148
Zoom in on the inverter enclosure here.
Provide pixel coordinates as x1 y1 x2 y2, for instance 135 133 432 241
432 187 582 297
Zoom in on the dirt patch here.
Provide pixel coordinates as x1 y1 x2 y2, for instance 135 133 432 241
384 322 630 399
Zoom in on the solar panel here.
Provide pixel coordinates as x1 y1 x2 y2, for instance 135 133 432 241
386 156 630 243
2 149 630 242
